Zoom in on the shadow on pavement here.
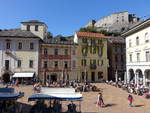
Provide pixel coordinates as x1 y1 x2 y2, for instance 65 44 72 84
134 105 144 107
105 103 117 107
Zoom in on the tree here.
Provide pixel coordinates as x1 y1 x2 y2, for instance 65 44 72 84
47 32 53 39
79 27 120 36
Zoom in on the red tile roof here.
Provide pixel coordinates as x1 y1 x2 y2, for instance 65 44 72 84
76 32 107 38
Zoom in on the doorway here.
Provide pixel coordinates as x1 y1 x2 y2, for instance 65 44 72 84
91 72 95 82
51 75 57 82
2 73 10 83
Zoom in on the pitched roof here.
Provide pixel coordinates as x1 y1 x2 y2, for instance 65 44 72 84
43 38 76 45
21 20 45 25
76 32 107 38
0 29 40 38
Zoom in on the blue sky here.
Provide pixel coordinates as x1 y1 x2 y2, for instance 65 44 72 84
0 0 150 36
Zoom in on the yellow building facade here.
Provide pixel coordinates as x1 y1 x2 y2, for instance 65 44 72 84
74 32 109 82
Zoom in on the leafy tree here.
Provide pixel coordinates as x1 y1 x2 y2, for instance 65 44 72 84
47 32 53 39
79 27 120 36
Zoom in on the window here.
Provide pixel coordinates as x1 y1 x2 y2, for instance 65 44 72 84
129 39 131 47
97 60 100 66
44 48 48 55
44 61 48 68
18 42 22 50
93 59 96 65
82 38 87 43
121 55 124 62
17 60 21 68
29 60 33 68
146 51 150 62
93 47 96 54
129 54 132 62
64 49 68 55
64 61 68 68
101 60 103 66
54 61 58 68
145 32 149 43
82 72 85 80
136 37 139 45
115 55 118 62
82 47 87 56
54 49 58 55
98 47 103 56
98 72 103 79
81 59 86 66
91 39 96 46
72 49 76 55
35 25 38 31
137 53 140 62
122 16 124 22
27 25 30 31
30 42 34 50
72 60 76 68
115 46 117 52
98 40 102 44
6 42 10 49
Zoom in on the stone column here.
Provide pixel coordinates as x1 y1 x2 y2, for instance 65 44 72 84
134 71 137 85
136 72 139 87
127 71 130 83
143 71 146 86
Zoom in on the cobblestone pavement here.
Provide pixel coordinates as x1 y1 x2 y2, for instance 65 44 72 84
13 83 150 113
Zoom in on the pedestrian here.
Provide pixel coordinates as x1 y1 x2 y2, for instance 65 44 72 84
128 94 133 107
96 93 105 107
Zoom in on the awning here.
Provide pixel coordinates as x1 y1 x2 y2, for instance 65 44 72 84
0 88 24 100
13 72 34 78
28 88 83 101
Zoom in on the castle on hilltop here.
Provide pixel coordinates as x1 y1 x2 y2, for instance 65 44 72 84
85 11 141 33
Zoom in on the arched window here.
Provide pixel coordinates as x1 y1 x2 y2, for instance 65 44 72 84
136 36 139 45
145 32 149 43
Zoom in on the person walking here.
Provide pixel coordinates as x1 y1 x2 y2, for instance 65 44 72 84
96 93 105 107
128 94 133 107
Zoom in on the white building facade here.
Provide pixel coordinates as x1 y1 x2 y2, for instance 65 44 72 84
122 19 150 86
0 20 47 83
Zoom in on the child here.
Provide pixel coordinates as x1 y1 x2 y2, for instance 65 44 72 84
128 94 133 107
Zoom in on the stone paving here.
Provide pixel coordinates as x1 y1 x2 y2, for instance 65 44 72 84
13 83 150 113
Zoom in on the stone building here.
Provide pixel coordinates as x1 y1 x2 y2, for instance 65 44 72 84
74 32 109 82
0 20 47 83
38 38 78 83
107 36 126 81
122 18 150 86
85 11 140 33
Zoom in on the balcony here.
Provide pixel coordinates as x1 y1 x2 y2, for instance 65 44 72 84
2 66 13 73
5 49 12 55
90 64 97 69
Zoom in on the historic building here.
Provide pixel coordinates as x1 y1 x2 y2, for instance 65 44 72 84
0 20 47 83
107 36 126 81
74 32 109 82
39 38 78 83
85 11 140 33
122 19 150 86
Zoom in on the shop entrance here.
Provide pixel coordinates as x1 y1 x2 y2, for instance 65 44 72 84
91 72 95 82
51 75 57 82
